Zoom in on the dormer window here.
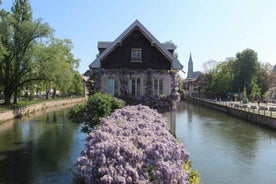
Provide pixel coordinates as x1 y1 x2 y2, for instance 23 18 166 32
131 48 142 62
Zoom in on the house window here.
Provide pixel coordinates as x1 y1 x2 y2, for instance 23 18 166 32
153 78 164 96
130 78 141 96
108 77 119 96
131 48 142 62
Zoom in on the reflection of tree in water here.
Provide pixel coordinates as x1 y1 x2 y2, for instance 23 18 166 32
0 109 77 183
53 112 57 122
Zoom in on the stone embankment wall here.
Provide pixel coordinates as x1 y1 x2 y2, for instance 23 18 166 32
0 98 86 123
186 97 276 129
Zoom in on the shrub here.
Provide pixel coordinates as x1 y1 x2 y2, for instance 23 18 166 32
76 105 190 183
68 104 86 124
68 93 125 133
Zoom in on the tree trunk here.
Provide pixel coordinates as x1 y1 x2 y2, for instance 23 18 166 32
13 89 18 104
45 83 49 100
52 88 56 99
4 89 11 105
46 89 49 100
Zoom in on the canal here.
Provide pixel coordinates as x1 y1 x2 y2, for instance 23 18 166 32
0 108 86 183
0 102 275 183
176 102 276 184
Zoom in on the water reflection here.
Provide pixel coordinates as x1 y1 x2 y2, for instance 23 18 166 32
176 102 276 184
0 109 86 184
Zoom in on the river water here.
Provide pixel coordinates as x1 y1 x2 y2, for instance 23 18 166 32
0 109 87 183
0 103 276 183
176 102 276 184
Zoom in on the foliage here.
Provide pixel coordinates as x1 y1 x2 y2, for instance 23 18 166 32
184 160 201 184
33 38 82 99
0 0 52 104
69 71 84 96
0 0 82 104
68 104 86 124
249 83 261 100
256 62 273 96
177 74 185 101
210 59 234 97
242 86 247 99
233 49 258 95
75 105 190 184
208 49 273 100
69 93 125 133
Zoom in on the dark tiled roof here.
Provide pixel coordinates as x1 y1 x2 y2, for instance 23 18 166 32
89 20 183 70
98 41 112 49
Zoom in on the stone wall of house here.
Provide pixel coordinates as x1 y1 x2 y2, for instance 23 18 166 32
0 98 86 123
101 72 172 96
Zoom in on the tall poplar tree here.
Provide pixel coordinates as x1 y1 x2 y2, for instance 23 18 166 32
0 0 52 104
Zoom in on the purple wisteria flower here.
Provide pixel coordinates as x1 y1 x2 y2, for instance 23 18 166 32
76 105 190 184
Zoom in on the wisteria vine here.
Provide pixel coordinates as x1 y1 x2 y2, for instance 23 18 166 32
91 68 180 113
76 105 190 184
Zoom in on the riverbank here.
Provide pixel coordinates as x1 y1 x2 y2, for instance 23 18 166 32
185 97 276 130
0 97 86 123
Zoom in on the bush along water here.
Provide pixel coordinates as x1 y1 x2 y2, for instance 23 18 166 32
68 93 125 133
75 105 194 183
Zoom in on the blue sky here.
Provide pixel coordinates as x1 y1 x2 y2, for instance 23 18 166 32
1 0 276 77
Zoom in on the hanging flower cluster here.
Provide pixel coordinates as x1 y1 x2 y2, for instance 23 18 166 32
170 72 181 103
76 105 190 184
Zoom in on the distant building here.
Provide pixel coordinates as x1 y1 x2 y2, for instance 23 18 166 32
82 70 93 98
187 53 201 79
184 53 203 97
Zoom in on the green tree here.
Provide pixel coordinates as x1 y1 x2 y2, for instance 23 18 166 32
69 70 84 96
210 58 235 97
249 83 261 100
256 62 273 97
33 38 81 98
242 86 247 99
0 0 52 104
232 49 258 96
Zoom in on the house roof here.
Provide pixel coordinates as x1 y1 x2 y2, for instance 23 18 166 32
98 41 176 51
89 20 183 70
98 41 112 49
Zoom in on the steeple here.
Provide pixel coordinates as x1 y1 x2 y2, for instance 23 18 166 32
187 52 193 78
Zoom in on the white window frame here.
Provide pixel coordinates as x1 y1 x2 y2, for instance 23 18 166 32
129 78 142 96
108 77 119 96
153 78 164 96
131 48 142 62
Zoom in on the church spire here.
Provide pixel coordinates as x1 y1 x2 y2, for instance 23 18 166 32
189 52 192 63
187 52 193 78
